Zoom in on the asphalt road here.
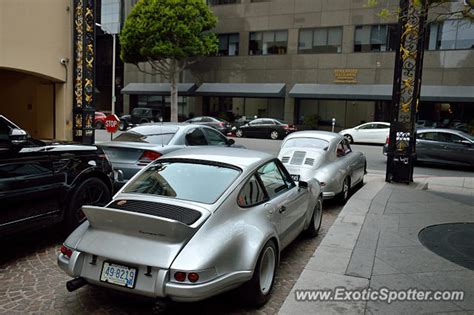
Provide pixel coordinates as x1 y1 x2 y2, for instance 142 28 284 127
97 129 473 178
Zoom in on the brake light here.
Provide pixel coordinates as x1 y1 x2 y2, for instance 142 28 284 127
60 244 73 258
386 136 390 145
138 150 161 163
188 272 199 283
174 272 186 282
218 122 225 126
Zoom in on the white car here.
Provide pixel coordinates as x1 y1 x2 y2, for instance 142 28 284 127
339 122 390 144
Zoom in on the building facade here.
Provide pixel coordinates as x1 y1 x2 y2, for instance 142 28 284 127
0 0 74 140
123 0 474 131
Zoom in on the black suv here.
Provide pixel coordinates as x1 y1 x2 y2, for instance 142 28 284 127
0 115 114 237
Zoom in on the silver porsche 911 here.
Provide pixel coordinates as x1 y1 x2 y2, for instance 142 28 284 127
58 147 322 306
278 131 366 203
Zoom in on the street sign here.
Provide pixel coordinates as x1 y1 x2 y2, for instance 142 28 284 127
105 114 120 133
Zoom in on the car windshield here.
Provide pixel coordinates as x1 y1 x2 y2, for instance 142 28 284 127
123 161 241 204
113 131 175 145
282 137 329 150
275 119 287 125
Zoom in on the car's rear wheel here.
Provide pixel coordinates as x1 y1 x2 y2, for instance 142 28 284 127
243 240 277 306
305 195 323 237
344 134 353 143
339 177 350 204
236 129 244 138
95 121 104 129
64 177 111 231
270 130 279 140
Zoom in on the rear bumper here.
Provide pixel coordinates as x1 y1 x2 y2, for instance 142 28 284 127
58 251 252 302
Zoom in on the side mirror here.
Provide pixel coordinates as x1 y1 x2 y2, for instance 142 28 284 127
298 181 308 189
226 138 235 146
9 128 28 146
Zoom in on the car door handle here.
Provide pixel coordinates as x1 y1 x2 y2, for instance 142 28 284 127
278 206 287 214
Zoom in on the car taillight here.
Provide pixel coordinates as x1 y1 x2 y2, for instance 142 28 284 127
174 272 186 282
60 244 73 258
188 272 199 283
138 150 161 163
386 136 390 145
218 122 225 126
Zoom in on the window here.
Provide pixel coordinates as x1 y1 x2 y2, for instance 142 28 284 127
237 175 267 207
207 0 240 5
427 19 474 50
185 128 208 146
282 138 329 150
249 30 288 55
354 24 398 52
203 128 227 145
218 33 239 56
336 141 345 157
257 161 293 199
124 162 241 204
299 27 343 54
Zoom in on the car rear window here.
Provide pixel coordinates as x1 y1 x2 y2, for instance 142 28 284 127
282 138 329 150
123 162 241 204
113 131 175 145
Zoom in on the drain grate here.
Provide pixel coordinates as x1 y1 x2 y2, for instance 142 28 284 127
419 223 474 271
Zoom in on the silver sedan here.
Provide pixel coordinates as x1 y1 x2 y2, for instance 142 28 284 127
58 147 322 306
98 123 239 186
278 131 366 203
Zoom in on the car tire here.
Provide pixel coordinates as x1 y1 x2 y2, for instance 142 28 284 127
242 240 277 307
305 195 323 237
270 130 279 140
236 129 244 138
344 134 354 143
64 177 111 231
339 177 351 204
95 121 104 129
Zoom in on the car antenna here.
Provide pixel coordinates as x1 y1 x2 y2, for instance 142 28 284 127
159 116 164 147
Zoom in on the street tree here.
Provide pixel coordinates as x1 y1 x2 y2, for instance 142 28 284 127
120 0 218 122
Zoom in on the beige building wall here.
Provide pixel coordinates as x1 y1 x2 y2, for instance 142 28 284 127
0 0 73 140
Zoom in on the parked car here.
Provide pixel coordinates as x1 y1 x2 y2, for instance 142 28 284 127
278 131 366 203
118 114 131 131
339 122 390 144
0 115 114 237
184 116 232 135
94 111 107 129
235 118 297 140
98 123 241 187
58 147 322 306
131 107 162 125
383 128 474 167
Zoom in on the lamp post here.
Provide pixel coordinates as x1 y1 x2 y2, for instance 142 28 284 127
96 23 116 117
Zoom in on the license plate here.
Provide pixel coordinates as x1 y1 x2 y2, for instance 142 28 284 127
291 174 300 181
100 262 137 288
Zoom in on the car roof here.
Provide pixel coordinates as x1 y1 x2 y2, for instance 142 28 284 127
284 130 343 142
417 128 472 137
158 147 273 170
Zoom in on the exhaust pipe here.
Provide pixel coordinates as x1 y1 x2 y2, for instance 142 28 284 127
66 277 87 292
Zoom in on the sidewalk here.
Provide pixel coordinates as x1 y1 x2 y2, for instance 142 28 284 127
280 175 474 314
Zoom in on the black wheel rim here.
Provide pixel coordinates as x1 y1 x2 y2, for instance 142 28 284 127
75 183 109 221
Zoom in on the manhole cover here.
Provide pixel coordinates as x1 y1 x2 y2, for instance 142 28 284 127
419 223 474 270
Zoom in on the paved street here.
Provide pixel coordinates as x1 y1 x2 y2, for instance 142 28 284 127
0 196 344 314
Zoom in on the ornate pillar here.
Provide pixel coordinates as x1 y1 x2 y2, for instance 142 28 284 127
72 0 96 144
386 0 428 183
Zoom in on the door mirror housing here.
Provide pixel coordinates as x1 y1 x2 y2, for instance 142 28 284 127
298 181 308 189
226 138 235 146
9 128 28 146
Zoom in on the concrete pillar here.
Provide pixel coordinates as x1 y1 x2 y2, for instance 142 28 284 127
284 97 294 124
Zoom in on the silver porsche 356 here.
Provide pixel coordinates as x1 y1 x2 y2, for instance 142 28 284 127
58 147 322 306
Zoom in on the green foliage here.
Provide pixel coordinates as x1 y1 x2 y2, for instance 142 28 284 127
120 0 218 65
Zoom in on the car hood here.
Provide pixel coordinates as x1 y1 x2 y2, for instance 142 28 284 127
65 195 212 268
278 148 325 181
20 141 98 153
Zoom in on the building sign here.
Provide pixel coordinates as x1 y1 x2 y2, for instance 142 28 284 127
334 69 358 84
73 0 95 144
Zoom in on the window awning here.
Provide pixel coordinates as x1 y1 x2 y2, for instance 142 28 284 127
195 83 286 98
121 83 197 96
289 84 474 102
